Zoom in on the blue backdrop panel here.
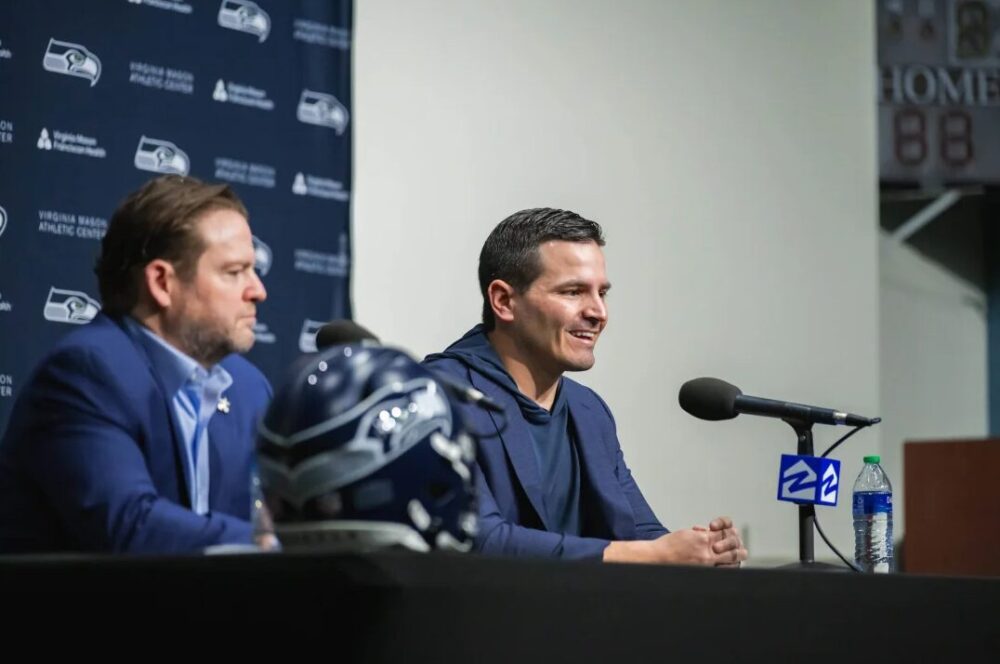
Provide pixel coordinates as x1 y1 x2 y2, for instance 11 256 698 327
0 0 353 433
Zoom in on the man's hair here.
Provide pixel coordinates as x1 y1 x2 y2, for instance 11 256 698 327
478 207 604 330
95 175 248 316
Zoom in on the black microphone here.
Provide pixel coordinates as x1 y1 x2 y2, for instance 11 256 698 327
678 377 879 427
315 320 380 349
428 371 505 414
314 320 504 414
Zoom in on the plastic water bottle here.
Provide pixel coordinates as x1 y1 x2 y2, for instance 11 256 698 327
250 465 281 551
852 455 893 573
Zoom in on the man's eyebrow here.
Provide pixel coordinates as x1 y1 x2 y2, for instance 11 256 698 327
552 279 612 291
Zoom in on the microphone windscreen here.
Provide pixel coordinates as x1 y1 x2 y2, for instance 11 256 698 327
678 377 742 421
315 320 380 350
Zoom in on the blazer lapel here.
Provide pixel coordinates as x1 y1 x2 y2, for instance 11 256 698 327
568 391 637 540
467 371 551 531
150 376 193 509
117 316 192 508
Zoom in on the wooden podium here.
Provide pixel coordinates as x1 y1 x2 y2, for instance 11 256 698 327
904 438 1000 576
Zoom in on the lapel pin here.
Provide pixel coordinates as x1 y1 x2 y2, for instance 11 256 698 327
217 396 231 414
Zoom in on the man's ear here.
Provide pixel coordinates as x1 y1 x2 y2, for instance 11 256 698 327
142 259 177 309
487 279 517 324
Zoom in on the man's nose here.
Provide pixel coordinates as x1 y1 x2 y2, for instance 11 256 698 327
247 270 267 302
583 293 607 323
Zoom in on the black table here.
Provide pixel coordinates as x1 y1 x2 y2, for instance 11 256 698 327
2 551 997 660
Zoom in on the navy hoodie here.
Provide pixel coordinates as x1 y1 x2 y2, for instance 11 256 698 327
425 325 582 535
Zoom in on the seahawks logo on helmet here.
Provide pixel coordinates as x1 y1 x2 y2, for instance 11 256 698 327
258 346 478 553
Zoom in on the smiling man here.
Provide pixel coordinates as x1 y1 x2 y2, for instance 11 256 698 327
425 208 747 565
0 175 272 553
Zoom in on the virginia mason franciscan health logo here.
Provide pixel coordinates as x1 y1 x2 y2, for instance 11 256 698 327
218 0 271 42
37 128 52 150
213 78 275 111
42 38 101 86
134 136 190 175
253 321 276 344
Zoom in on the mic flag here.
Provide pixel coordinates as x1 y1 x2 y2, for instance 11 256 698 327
777 454 840 506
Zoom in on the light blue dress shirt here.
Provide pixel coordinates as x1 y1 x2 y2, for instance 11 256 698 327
123 317 233 515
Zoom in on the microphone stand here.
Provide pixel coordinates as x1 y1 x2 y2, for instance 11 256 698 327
780 418 847 572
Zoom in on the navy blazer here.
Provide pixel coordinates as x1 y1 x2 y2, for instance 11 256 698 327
425 356 667 560
0 313 271 553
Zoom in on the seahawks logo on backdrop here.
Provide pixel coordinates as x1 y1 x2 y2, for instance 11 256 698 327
296 90 349 134
43 287 100 325
217 0 270 42
252 235 272 276
134 135 190 175
42 38 101 86
0 205 7 239
299 318 324 353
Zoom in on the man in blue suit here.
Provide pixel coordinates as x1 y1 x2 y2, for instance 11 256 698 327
0 175 272 553
425 209 747 564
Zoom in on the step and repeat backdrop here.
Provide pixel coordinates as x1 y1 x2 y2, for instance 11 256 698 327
0 0 353 431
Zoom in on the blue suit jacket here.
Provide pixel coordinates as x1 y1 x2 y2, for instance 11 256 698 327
425 356 667 560
0 313 271 553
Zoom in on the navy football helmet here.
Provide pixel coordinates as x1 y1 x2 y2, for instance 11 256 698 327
257 345 477 552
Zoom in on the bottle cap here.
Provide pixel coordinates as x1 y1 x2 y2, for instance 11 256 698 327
863 455 880 464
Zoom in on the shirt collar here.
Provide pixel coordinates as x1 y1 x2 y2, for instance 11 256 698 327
477 332 564 420
122 316 230 398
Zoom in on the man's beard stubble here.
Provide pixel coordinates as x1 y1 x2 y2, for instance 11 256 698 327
177 319 232 367
176 316 248 367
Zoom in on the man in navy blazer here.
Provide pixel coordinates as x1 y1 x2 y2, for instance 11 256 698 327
0 176 271 554
425 208 747 565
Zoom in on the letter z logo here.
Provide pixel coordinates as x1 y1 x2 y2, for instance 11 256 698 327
779 459 816 501
776 455 840 506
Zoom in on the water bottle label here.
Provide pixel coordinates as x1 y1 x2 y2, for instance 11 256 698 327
853 492 892 516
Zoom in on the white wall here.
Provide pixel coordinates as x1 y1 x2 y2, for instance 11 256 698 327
354 0 879 562
878 231 988 538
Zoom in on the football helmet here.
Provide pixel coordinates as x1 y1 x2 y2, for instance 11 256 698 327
257 345 477 552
